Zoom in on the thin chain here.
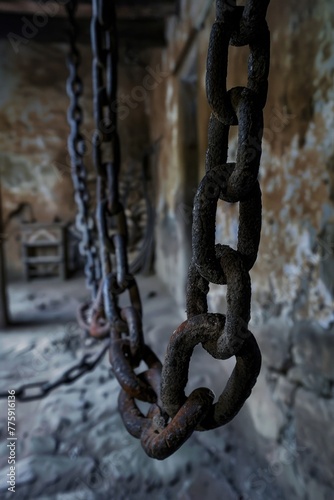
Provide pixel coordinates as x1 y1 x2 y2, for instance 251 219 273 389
0 340 110 402
66 0 100 298
0 0 107 402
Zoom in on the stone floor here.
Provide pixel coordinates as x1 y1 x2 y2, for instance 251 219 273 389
0 274 286 500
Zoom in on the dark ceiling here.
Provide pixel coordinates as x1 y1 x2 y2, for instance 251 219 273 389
0 0 179 47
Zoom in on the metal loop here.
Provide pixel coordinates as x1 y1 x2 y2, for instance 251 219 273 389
118 368 165 439
206 88 263 202
230 1 270 46
109 336 162 403
206 20 238 125
119 368 214 460
77 281 111 338
160 314 261 430
104 272 142 317
141 388 214 459
188 250 251 357
120 306 145 362
192 174 261 284
97 199 127 254
15 382 49 402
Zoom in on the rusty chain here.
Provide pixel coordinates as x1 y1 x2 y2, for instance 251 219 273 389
118 0 270 457
0 0 270 461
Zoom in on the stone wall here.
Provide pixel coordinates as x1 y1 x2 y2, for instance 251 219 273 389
149 0 334 498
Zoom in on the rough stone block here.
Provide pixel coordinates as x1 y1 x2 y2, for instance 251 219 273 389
295 388 334 487
29 435 57 455
177 468 238 500
288 366 332 397
272 375 296 408
247 368 286 440
292 321 334 381
254 318 292 371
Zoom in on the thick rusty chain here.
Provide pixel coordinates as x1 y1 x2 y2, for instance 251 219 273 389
89 0 154 396
66 0 101 299
118 0 270 457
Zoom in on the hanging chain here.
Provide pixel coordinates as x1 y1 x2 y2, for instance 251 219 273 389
89 0 157 398
66 0 100 299
118 0 270 458
0 0 107 402
1 0 271 460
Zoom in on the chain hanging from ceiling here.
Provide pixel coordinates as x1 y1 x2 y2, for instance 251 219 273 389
0 0 271 461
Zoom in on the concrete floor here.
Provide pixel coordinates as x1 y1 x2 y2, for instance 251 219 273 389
0 275 284 499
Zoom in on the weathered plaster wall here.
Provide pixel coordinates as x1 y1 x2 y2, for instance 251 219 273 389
0 41 76 279
150 0 334 497
0 40 150 278
148 1 215 305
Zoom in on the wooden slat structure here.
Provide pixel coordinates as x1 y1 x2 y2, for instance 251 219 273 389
0 0 179 46
21 223 68 281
